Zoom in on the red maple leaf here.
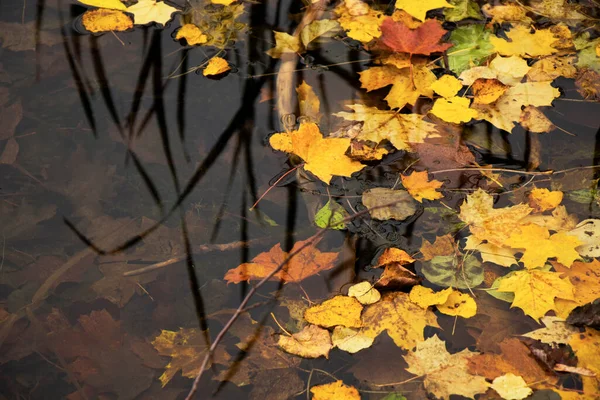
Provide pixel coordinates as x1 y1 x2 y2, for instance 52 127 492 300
380 17 453 56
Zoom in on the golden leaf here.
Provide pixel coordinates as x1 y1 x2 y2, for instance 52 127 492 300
553 260 600 318
335 0 383 43
491 25 559 57
401 170 444 202
265 31 302 58
568 328 600 376
481 3 532 24
362 188 417 221
505 223 581 269
175 24 208 45
269 122 364 184
82 9 132 33
528 188 563 212
409 285 453 308
360 292 439 350
472 78 509 105
278 325 332 358
310 380 360 400
376 247 415 266
430 96 478 124
430 74 463 98
437 290 477 318
300 19 340 47
304 295 363 328
296 81 321 123
203 57 230 76
394 0 454 21
519 106 555 133
497 269 575 320
77 0 126 10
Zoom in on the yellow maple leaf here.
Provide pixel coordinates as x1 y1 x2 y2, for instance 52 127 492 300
497 269 575 320
528 188 563 212
334 104 439 151
409 285 453 308
553 260 600 318
278 324 333 358
359 65 436 109
464 235 518 267
491 25 559 57
430 74 463 98
82 9 132 33
265 31 302 58
335 0 383 43
304 295 363 328
296 81 321 123
472 78 509 105
175 24 208 45
569 329 600 377
394 0 454 21
203 57 230 76
269 122 364 184
310 380 360 400
505 224 581 269
126 0 179 26
401 170 444 202
482 3 533 25
459 188 533 246
409 286 477 318
405 335 490 398
360 292 439 350
430 96 478 124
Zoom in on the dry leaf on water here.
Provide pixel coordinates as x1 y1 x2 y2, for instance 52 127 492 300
269 122 364 183
224 236 338 283
278 324 332 358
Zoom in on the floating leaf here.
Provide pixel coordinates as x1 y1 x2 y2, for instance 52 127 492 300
569 219 600 258
175 24 208 45
310 380 360 400
447 24 495 74
376 247 415 266
380 17 453 55
348 282 381 305
78 0 126 10
429 74 462 98
82 9 132 32
521 316 579 344
491 374 533 400
430 96 478 124
421 254 484 289
203 57 230 76
300 19 339 47
331 326 374 353
304 295 363 328
314 200 347 230
437 290 477 318
126 0 179 26
296 81 321 123
334 0 383 43
528 188 563 212
362 188 417 221
265 31 302 58
394 0 454 22
278 325 332 358
491 25 559 57
401 171 444 202
444 0 483 22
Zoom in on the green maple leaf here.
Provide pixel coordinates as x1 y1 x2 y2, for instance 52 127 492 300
444 0 483 22
447 24 495 74
574 33 600 73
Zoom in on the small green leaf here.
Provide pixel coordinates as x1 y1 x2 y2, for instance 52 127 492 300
314 200 348 230
444 0 483 22
447 25 495 74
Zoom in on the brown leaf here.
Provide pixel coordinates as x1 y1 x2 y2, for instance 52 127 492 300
380 17 453 55
375 263 421 289
420 234 455 260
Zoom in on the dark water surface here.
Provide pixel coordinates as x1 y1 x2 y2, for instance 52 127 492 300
1 0 600 399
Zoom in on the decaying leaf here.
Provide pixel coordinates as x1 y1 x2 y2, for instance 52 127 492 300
420 234 455 260
362 188 417 221
421 254 484 289
521 316 579 344
553 259 600 318
405 335 490 399
569 219 600 257
224 236 338 283
278 324 333 358
304 295 363 328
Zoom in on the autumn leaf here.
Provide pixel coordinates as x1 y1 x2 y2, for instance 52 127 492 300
152 328 230 386
331 326 374 353
491 374 533 400
175 24 208 45
296 81 321 123
380 17 453 55
334 0 383 43
481 3 532 24
314 199 347 230
569 219 600 257
300 19 340 47
125 0 179 26
334 104 439 150
78 0 126 10
376 247 415 266
444 0 483 22
409 285 453 308
347 282 381 305
430 95 478 124
304 295 363 328
394 0 454 22
528 188 563 212
203 57 230 76
266 31 302 58
223 236 339 283
496 269 575 320
527 55 577 82
405 335 490 399
459 188 533 246
447 24 495 74
310 380 360 400
401 170 444 202
471 78 509 104
82 9 132 33
362 188 417 221
269 122 364 183
505 223 581 269
464 235 518 267
278 324 332 358
409 285 477 317
422 254 484 289
429 74 463 98
491 25 559 57
553 259 600 318
521 316 579 344
568 328 600 376
360 292 439 350
420 234 455 260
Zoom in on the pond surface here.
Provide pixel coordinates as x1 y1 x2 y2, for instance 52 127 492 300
1 0 600 399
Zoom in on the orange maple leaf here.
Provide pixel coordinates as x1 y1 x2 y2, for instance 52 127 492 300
380 17 453 55
401 171 444 202
224 237 339 283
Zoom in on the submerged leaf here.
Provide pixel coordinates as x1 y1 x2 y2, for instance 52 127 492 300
314 200 347 229
362 188 417 221
421 254 484 289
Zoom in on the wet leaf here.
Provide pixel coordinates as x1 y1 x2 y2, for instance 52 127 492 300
491 373 533 400
348 281 381 305
224 236 339 283
78 0 126 10
296 81 321 123
568 328 600 376
569 219 600 257
420 234 455 260
380 17 453 55
82 9 132 32
521 316 578 344
126 0 179 26
331 326 374 353
334 0 383 43
203 57 230 76
269 122 365 183
409 285 453 308
360 292 439 350
175 24 208 45
481 3 532 24
505 224 581 269
528 188 563 212
334 104 439 149
304 295 363 328
152 328 230 386
497 269 575 320
472 78 509 104
429 74 463 98
376 247 415 266
437 290 477 318
567 300 600 330
421 254 484 289
314 199 347 230
310 380 360 400
393 0 454 22
376 263 421 289
519 106 555 133
464 235 518 267
553 259 600 318
362 188 417 221
401 171 443 202
444 0 483 22
430 96 478 124
447 24 495 74
491 26 559 57
300 19 340 47
278 324 332 358
405 335 490 399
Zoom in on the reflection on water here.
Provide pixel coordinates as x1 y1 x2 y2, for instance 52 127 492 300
1 0 600 398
